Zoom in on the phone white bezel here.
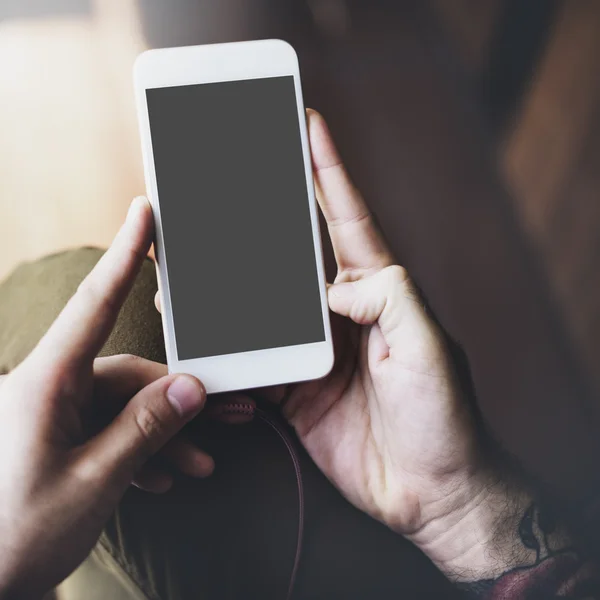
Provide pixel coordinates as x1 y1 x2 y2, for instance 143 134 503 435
134 39 334 394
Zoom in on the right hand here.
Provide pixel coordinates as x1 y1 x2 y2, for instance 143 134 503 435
0 198 209 598
156 111 495 567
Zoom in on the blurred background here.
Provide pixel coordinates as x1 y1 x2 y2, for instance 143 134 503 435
1 0 599 501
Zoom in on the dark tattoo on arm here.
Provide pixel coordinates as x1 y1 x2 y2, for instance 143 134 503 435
456 502 600 599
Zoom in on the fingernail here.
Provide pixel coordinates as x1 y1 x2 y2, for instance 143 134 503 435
329 283 354 298
127 196 147 223
167 376 205 418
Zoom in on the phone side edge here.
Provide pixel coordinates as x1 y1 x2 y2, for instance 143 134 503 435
132 54 180 373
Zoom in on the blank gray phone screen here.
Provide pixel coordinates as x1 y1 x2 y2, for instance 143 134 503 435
146 76 325 360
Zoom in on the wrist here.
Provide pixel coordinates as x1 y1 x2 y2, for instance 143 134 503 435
408 465 533 579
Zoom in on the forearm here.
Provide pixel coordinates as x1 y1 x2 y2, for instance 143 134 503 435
412 469 600 598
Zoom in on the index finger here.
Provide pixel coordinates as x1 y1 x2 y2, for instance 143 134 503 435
307 109 394 278
33 197 154 369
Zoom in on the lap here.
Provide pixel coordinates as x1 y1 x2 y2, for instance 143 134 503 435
0 248 165 372
0 249 453 599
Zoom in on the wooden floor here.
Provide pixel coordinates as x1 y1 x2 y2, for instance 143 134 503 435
1 0 600 501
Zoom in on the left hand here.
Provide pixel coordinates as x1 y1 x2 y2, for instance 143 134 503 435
0 198 209 599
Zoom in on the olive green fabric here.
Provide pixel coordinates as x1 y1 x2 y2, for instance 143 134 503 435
0 249 454 600
0 248 165 374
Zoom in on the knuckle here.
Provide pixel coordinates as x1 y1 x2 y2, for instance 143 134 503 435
71 453 104 485
383 264 409 285
76 278 118 315
349 297 373 325
119 353 143 368
44 365 80 399
117 354 165 381
123 234 148 264
383 265 422 305
329 210 371 229
71 454 124 509
133 406 167 454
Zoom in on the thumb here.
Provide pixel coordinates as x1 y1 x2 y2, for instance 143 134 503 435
81 374 206 489
328 265 422 348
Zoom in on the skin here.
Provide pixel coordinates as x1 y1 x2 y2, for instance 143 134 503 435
0 110 594 599
0 198 211 598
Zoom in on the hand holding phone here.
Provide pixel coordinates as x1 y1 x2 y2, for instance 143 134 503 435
152 107 490 567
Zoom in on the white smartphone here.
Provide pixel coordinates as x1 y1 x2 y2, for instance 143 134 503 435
134 39 334 394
